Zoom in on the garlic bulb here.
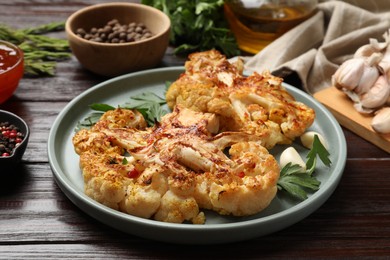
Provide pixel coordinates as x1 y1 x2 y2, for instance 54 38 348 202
279 147 306 171
331 29 390 136
371 107 390 133
332 29 390 116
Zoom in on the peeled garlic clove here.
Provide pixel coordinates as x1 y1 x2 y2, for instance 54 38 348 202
360 75 390 109
371 107 390 134
300 131 329 150
279 147 306 171
332 58 365 91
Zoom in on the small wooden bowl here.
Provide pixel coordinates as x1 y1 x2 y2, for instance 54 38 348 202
65 3 171 77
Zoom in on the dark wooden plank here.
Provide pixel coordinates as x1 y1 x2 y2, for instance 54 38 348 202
1 0 390 258
0 160 389 257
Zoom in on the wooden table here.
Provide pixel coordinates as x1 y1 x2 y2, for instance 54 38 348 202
1 1 389 258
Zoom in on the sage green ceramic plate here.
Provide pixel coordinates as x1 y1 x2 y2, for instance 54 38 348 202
48 67 347 244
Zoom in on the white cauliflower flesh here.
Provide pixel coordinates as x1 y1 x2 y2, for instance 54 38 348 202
73 106 279 224
166 50 315 149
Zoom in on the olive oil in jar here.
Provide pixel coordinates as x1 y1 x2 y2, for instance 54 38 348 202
225 0 318 54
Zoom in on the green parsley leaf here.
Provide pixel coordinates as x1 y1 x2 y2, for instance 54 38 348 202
277 135 332 200
130 92 166 105
277 162 320 200
306 135 331 175
89 103 115 112
74 91 168 132
277 177 311 201
123 92 168 125
75 112 105 132
141 0 240 57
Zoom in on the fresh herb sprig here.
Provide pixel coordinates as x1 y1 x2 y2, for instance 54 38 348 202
0 21 71 76
75 87 331 201
141 0 240 57
277 135 331 200
122 92 168 126
75 92 168 132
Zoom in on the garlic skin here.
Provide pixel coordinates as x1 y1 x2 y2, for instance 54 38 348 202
354 44 378 59
359 75 390 109
353 102 375 114
300 131 328 150
371 107 390 134
369 33 390 51
279 147 306 171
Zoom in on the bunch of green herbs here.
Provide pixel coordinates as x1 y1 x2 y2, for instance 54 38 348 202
75 91 168 132
76 86 331 201
141 0 240 57
277 135 332 200
0 21 71 76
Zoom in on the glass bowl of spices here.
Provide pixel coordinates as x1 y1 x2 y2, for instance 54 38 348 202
65 2 171 77
0 110 29 164
0 40 24 104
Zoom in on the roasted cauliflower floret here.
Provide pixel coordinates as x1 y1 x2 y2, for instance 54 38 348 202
95 108 147 130
166 50 315 149
73 106 279 224
194 141 279 216
78 151 134 210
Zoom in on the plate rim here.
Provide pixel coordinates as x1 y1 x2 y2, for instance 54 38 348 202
48 66 347 244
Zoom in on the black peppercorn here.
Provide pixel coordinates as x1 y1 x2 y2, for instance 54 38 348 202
0 121 25 157
76 19 154 44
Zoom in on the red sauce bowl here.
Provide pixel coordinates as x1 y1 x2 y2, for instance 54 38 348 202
0 40 24 104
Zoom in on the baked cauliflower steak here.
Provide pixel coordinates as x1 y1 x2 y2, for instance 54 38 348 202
73 106 279 224
166 50 315 149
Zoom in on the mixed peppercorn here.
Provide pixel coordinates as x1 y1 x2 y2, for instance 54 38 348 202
0 121 25 157
75 19 154 44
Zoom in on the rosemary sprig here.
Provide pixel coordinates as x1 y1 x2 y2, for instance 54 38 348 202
21 21 65 35
0 21 71 76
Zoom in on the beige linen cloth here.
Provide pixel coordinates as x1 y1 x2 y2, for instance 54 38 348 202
244 0 390 94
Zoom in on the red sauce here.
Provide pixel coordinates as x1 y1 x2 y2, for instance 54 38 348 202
0 41 24 104
0 43 21 73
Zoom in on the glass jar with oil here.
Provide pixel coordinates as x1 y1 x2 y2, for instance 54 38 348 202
224 0 318 54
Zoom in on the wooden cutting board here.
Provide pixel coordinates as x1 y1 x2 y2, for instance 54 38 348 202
313 86 390 153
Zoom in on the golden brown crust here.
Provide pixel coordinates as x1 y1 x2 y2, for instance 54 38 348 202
73 106 279 224
72 50 316 224
166 50 315 149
